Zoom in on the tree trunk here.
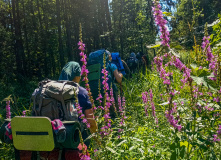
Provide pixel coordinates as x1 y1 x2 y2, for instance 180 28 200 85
104 0 115 49
100 0 109 48
12 0 26 79
22 0 31 78
30 0 42 80
64 0 73 61
119 0 124 58
56 0 64 70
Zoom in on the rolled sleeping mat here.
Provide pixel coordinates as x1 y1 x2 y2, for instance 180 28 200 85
58 122 81 149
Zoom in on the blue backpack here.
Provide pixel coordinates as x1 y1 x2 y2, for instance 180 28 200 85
111 52 126 76
127 52 138 67
87 49 115 99
88 49 109 67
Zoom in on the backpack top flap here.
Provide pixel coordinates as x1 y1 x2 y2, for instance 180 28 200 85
44 80 79 101
88 49 109 67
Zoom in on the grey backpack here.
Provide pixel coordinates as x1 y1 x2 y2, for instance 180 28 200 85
31 79 79 121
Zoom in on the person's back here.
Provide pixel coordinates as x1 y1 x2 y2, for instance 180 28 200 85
58 61 97 159
19 61 95 160
87 50 122 98
88 49 123 118
127 52 138 73
136 52 144 70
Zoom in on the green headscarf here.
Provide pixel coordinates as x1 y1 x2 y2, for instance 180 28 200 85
59 61 81 81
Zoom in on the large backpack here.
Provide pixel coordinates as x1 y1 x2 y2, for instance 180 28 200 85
111 52 126 76
87 49 115 99
31 79 79 121
127 53 138 68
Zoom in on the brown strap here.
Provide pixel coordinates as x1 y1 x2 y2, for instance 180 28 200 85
37 95 43 116
60 82 69 120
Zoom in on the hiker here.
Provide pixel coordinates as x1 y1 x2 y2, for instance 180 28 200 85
111 52 126 76
127 52 138 74
17 62 97 160
55 61 97 159
108 52 123 84
142 55 148 74
136 52 144 70
136 52 143 62
121 59 131 78
88 49 123 118
58 61 98 134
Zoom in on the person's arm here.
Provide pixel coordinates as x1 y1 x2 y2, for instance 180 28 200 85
84 108 98 133
78 87 98 133
114 69 123 83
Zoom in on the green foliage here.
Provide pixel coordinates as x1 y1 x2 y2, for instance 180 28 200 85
0 0 221 159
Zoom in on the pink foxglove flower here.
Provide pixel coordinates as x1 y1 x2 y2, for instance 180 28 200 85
78 41 96 110
118 95 126 130
213 134 220 142
165 110 182 131
75 100 90 128
217 125 221 135
202 36 213 62
100 54 112 137
152 0 170 47
22 110 26 117
80 154 91 160
6 101 11 119
201 36 218 81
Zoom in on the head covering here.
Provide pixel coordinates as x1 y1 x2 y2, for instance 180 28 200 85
130 52 136 58
59 61 81 81
106 50 111 56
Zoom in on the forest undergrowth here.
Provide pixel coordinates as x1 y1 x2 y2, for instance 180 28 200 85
0 0 221 159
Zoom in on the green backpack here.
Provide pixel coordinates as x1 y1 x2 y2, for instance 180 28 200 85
31 79 79 121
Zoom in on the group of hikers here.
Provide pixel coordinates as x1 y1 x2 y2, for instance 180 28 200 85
126 51 148 74
7 49 149 160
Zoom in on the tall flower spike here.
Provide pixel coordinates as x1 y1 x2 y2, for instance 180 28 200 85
78 24 96 111
110 83 117 115
142 91 149 116
100 52 112 137
118 95 126 135
202 23 217 81
149 89 156 117
202 23 214 62
22 110 26 117
96 79 102 110
6 101 11 119
152 0 170 48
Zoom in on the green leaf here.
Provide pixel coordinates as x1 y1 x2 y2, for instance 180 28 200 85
129 146 135 151
159 101 169 106
170 151 176 160
83 133 96 142
146 43 161 48
131 137 143 142
106 146 118 155
117 139 127 147
163 12 172 16
138 148 144 154
170 48 180 58
150 44 161 48
180 141 192 152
